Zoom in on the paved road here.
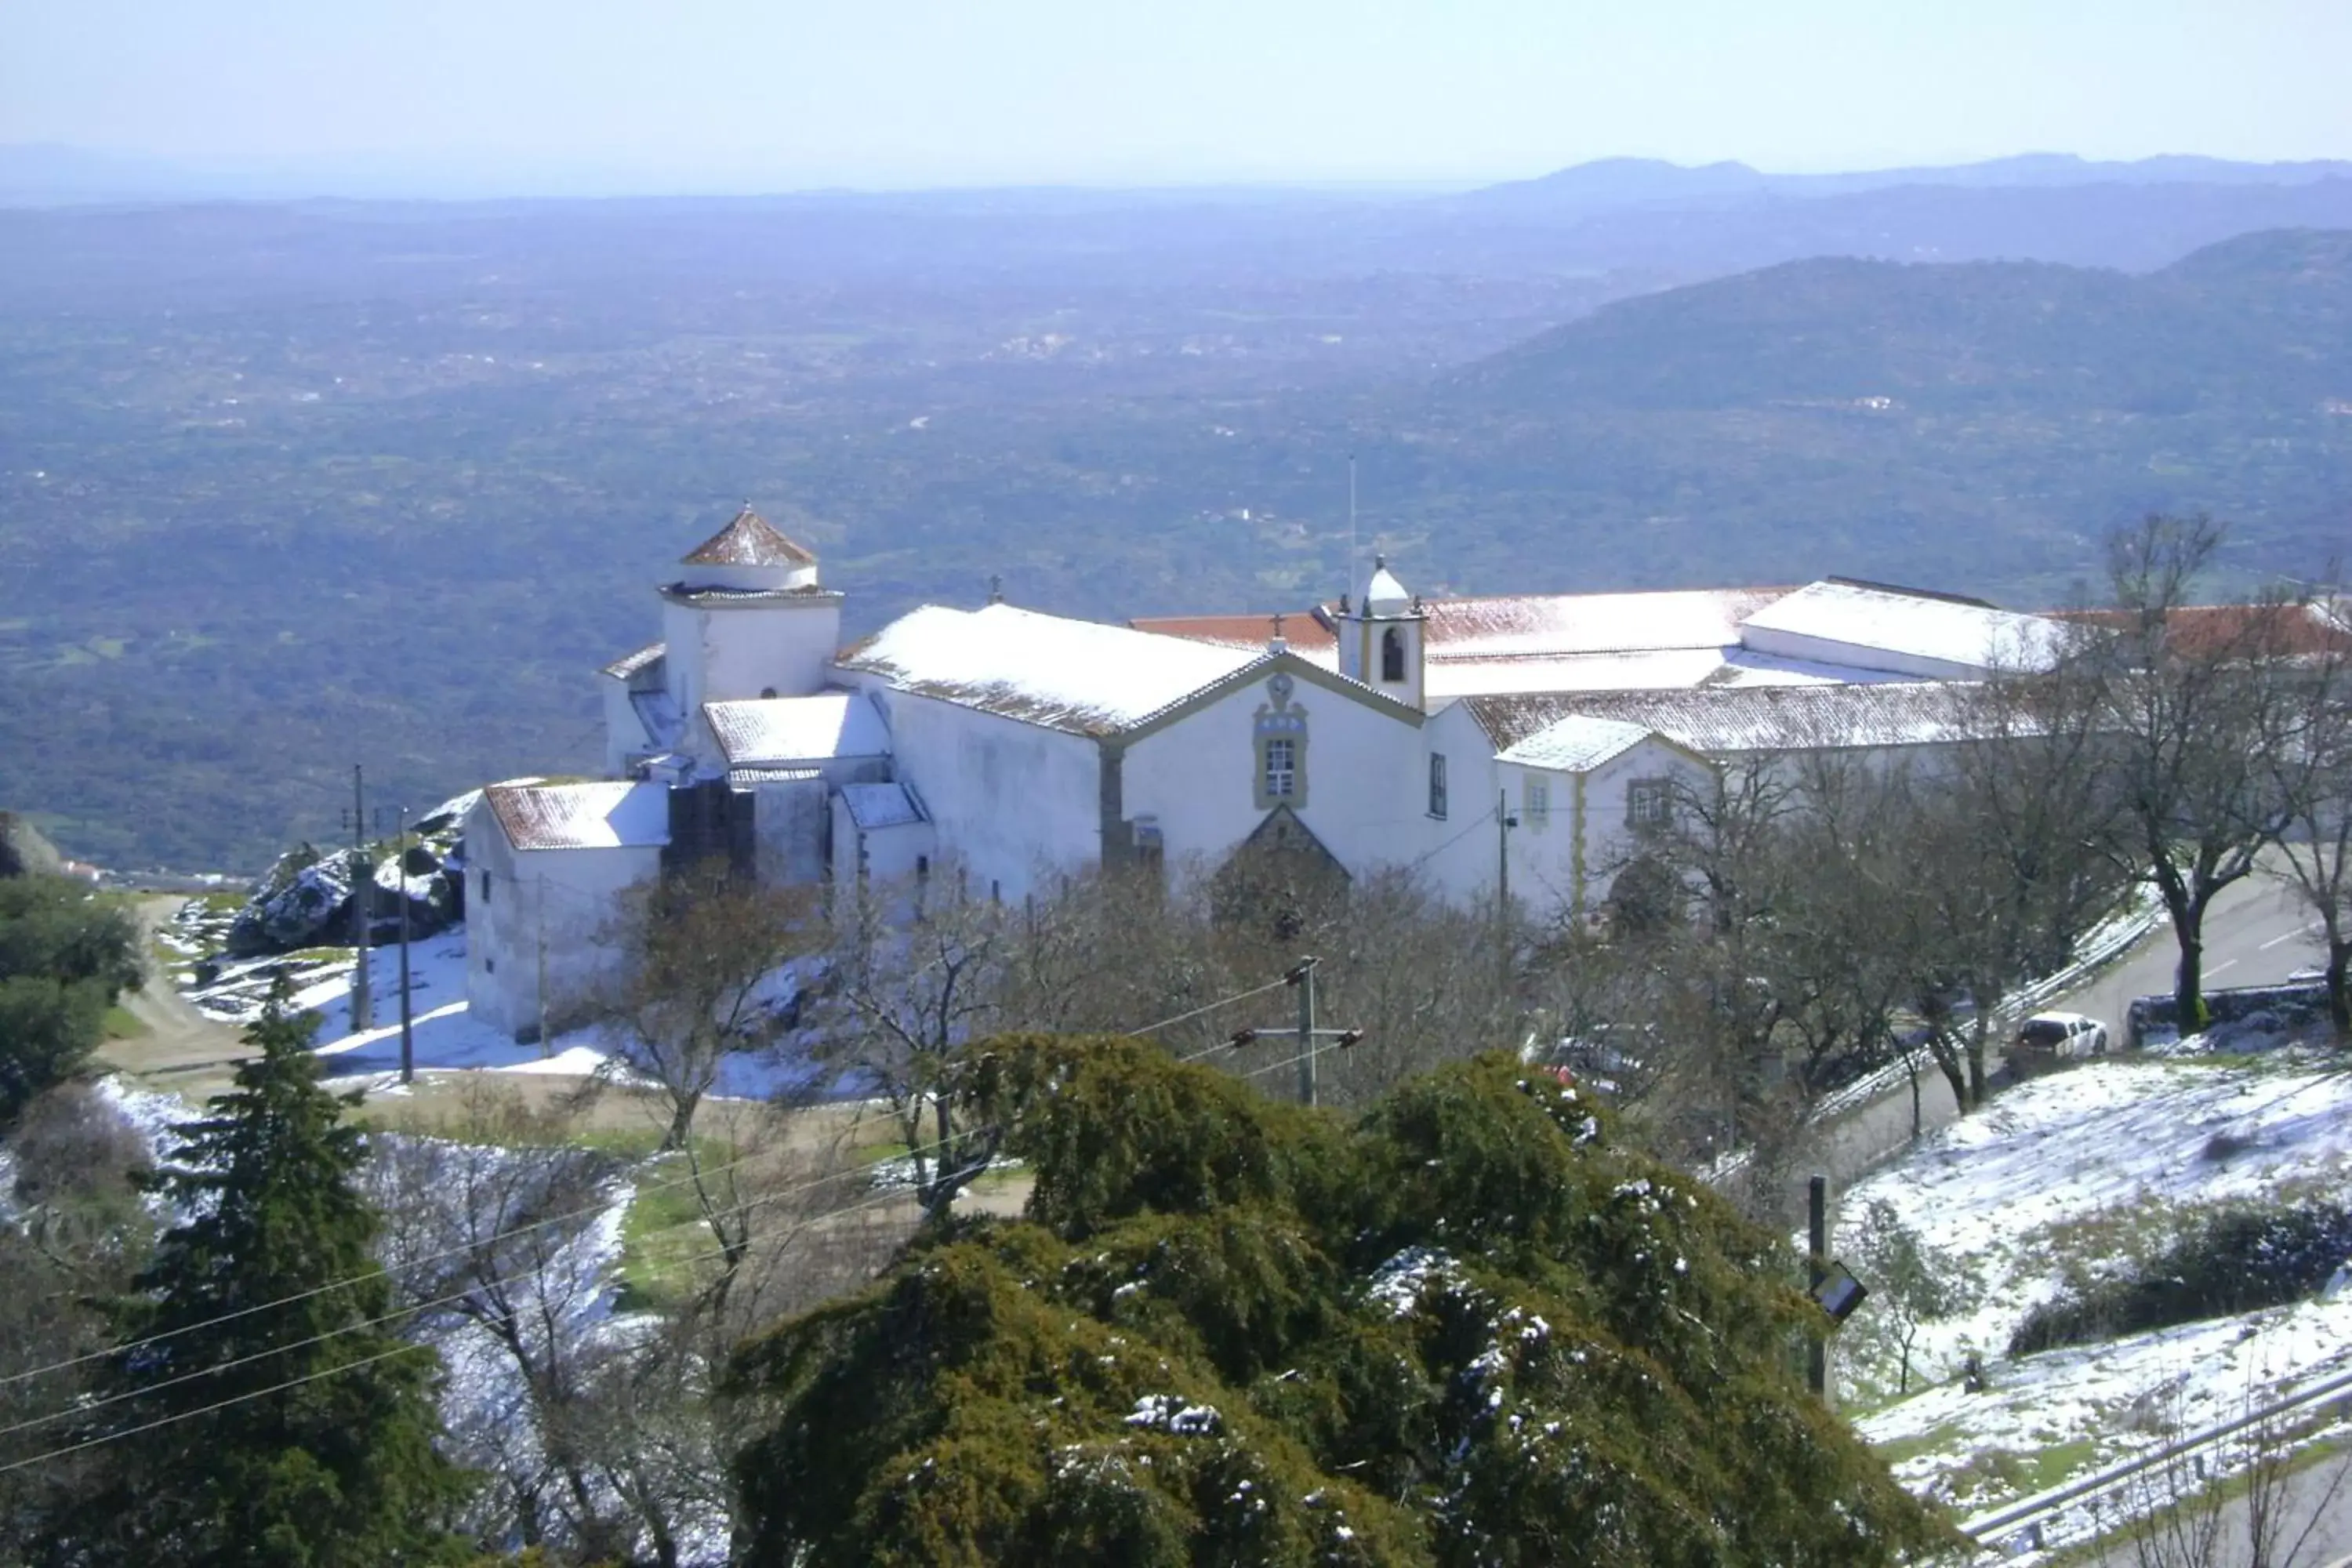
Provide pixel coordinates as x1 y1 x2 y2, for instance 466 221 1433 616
1808 869 2332 1197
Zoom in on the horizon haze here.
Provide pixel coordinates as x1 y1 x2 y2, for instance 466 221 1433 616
3 0 2349 195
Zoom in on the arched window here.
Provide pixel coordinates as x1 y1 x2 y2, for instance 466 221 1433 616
1381 626 1406 683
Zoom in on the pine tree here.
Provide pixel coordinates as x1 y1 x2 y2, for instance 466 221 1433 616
60 988 470 1566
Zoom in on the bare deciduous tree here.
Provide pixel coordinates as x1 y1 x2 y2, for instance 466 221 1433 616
2262 581 2352 1036
599 860 819 1151
814 864 1016 1220
2096 515 2302 1030
372 1078 891 1566
1904 663 2135 1109
2089 1380 2352 1568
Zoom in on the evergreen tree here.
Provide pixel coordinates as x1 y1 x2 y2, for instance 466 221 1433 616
732 1036 1954 1567
56 989 470 1566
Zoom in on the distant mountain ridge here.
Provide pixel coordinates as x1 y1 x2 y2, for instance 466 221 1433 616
1450 153 2352 217
1444 227 2352 414
9 140 2352 211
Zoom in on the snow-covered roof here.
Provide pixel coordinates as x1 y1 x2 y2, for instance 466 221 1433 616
1739 579 2063 674
840 603 1262 735
1471 683 1972 757
600 641 665 680
702 692 891 767
485 780 670 852
681 506 816 568
1421 586 1792 659
1421 644 1908 700
1497 715 1657 773
840 781 927 830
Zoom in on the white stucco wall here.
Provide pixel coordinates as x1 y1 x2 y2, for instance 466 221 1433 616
1497 739 1711 921
829 794 940 897
601 676 641 777
1737 625 1981 681
662 597 844 718
1404 702 1502 901
1122 668 1431 887
1332 613 1427 712
849 685 1103 903
463 802 662 1041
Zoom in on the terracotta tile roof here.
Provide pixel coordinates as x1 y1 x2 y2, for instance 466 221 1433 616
1131 612 1338 652
681 506 817 568
485 781 671 851
2057 602 2352 659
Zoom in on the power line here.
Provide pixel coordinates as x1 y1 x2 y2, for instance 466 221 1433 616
0 976 1308 1472
0 1341 435 1479
0 972 1295 1397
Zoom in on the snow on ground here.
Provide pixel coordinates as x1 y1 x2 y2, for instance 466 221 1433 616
1845 1053 2352 1541
182 924 809 1101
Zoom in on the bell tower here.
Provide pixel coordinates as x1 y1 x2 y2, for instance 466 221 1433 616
1334 554 1428 710
660 504 843 721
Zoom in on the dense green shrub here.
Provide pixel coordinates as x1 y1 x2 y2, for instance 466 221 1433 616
731 1036 1949 1567
2009 1198 2352 1356
0 877 142 1123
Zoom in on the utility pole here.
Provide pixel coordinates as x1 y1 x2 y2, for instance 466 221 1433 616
1808 1174 1829 1398
1296 956 1317 1109
347 765 372 1032
1496 789 1519 993
535 873 550 1058
1230 957 1362 1109
395 804 414 1086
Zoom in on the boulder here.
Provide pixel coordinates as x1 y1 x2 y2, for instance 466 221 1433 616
225 840 464 956
228 845 359 955
368 844 463 943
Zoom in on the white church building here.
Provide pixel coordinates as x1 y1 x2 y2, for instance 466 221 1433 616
463 505 2065 1038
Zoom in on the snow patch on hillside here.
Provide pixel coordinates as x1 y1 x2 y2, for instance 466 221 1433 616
180 924 807 1101
1847 1054 2352 1541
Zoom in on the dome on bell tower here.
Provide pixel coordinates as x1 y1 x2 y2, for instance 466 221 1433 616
1364 554 1413 617
675 504 820 592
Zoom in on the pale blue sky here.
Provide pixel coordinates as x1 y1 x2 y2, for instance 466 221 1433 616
4 0 2348 191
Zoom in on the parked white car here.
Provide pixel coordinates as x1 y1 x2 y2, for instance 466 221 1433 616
2010 1011 2111 1072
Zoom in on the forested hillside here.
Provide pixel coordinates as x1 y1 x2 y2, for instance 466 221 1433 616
1 192 2347 871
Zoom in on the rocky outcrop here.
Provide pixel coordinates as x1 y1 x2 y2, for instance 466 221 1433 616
224 802 470 957
0 812 66 880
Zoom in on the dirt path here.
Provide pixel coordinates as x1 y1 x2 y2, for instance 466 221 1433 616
97 896 256 1099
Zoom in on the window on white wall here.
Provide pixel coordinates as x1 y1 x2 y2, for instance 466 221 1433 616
1629 778 1671 830
1428 753 1449 819
1264 736 1297 800
1524 775 1550 829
